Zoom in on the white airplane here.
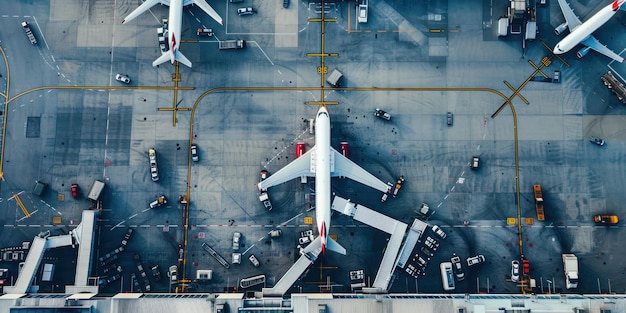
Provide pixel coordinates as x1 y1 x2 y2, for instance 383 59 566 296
553 0 626 62
257 106 390 256
122 0 223 68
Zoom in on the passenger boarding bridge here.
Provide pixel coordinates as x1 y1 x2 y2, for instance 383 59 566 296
4 210 99 294
263 195 423 296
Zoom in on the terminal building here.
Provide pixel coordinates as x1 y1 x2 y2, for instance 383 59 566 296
0 292 625 313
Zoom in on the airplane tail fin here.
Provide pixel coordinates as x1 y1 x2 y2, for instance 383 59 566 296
152 52 172 67
300 236 345 259
151 50 192 68
326 236 346 255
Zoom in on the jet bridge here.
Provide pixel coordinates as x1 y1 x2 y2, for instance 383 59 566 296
261 195 415 296
331 196 408 292
4 210 99 294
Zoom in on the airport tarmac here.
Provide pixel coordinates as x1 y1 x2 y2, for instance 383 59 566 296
0 0 626 297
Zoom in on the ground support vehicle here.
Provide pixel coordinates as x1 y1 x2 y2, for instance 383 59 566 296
562 254 579 289
219 40 245 50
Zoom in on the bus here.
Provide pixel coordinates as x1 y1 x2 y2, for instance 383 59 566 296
440 262 455 291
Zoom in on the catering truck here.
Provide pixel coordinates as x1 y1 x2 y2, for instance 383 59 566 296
88 180 105 201
562 254 579 289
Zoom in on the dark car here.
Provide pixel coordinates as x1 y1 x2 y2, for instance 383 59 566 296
590 136 605 146
447 112 453 126
283 0 289 8
121 228 134 246
374 108 391 121
151 264 162 281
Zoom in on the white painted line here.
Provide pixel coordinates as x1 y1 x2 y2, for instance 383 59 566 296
129 213 138 219
248 41 274 66
242 244 255 255
32 16 49 50
110 221 125 231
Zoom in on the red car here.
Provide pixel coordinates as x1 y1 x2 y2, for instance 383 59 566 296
340 141 349 158
522 259 530 275
71 184 79 198
296 142 306 158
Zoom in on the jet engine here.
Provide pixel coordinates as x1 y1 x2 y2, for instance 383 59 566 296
554 22 568 35
577 46 591 58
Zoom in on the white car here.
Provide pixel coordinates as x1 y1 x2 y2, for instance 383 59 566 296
466 255 486 266
471 156 480 169
511 260 520 282
232 232 241 251
432 225 447 239
298 235 312 245
248 254 260 267
357 5 368 23
191 144 199 162
237 7 254 15
232 252 241 264
167 265 178 284
115 74 131 84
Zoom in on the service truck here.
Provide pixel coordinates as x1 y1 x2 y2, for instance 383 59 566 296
258 192 273 211
32 180 47 196
525 8 536 40
88 180 105 201
562 253 579 289
21 21 37 44
497 17 509 37
326 68 343 87
219 39 245 50
533 184 545 220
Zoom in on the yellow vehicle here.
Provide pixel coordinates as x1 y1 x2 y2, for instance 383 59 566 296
594 215 618 225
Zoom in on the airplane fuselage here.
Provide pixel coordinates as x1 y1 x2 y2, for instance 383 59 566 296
169 0 183 64
314 107 332 254
554 2 620 54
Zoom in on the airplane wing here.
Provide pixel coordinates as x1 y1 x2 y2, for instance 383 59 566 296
581 35 625 62
330 149 390 193
257 147 315 191
185 0 224 25
122 0 167 24
556 0 583 31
